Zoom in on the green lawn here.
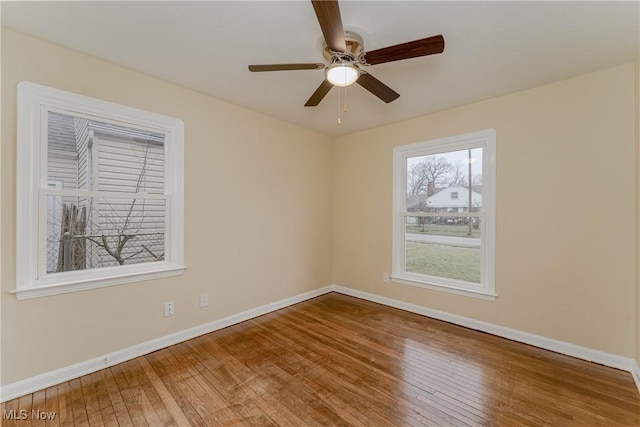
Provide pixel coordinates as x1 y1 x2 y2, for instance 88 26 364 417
406 223 480 238
405 242 480 283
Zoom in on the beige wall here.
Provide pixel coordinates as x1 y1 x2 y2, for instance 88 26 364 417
636 57 640 368
0 29 334 385
333 63 637 358
1 27 638 389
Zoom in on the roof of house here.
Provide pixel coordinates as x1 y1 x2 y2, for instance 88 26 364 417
407 184 483 210
48 111 165 155
90 121 164 145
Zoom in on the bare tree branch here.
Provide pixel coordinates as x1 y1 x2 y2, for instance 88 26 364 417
86 143 159 266
141 244 164 261
407 156 454 195
449 161 468 186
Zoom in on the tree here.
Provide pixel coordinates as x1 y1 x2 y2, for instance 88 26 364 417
407 164 428 195
420 156 453 188
413 201 429 232
449 161 468 186
407 156 453 195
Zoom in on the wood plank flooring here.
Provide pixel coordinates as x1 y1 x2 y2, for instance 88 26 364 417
2 292 639 426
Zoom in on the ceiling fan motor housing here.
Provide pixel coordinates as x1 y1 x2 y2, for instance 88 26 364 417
323 31 364 63
248 0 444 106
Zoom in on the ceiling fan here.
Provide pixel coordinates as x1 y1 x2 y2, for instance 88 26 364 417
248 0 445 107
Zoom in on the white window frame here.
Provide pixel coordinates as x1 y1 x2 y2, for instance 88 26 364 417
392 129 496 300
14 82 186 300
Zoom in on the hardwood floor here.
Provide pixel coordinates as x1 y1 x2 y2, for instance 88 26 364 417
2 292 639 426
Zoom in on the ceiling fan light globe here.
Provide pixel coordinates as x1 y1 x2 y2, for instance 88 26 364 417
326 63 359 87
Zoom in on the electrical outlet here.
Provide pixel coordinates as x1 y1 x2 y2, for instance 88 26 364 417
200 293 209 308
383 273 390 283
164 301 175 317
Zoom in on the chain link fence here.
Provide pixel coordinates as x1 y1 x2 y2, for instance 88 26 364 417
47 202 165 273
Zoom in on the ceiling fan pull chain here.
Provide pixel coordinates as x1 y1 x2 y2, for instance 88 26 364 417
344 83 348 113
342 66 349 113
337 83 342 125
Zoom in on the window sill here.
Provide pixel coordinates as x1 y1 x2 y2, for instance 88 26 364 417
391 275 497 301
11 265 187 300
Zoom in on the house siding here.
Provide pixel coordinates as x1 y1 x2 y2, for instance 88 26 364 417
47 152 77 190
45 111 167 269
74 117 91 190
47 112 80 273
47 112 79 190
91 132 165 267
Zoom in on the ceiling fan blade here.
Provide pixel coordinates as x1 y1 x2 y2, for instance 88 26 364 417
305 79 333 107
357 73 400 103
311 0 347 53
248 63 325 72
364 35 445 65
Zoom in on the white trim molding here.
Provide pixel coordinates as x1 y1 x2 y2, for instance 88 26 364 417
332 285 639 380
632 361 640 394
392 129 496 300
2 284 638 402
0 286 333 402
391 276 497 301
15 81 186 299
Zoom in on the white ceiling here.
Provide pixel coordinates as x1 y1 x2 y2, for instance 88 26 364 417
2 1 639 137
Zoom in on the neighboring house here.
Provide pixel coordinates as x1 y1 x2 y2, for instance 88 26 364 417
424 184 482 213
406 185 445 211
406 184 482 225
407 184 482 213
47 112 79 190
47 113 79 272
47 111 165 272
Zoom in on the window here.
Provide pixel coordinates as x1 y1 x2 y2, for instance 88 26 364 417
15 82 185 299
392 129 496 300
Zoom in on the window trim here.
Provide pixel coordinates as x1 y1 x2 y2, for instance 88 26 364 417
391 129 496 300
14 82 186 300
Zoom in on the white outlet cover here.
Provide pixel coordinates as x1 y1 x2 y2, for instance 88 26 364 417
200 293 209 307
164 301 175 317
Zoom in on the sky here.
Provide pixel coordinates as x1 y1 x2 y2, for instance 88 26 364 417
407 147 483 186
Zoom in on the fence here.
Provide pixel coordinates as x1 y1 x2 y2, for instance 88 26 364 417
47 203 164 273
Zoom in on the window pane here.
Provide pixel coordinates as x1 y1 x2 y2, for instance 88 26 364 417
46 196 165 273
47 111 165 194
406 147 483 211
96 132 165 194
47 111 80 191
46 193 64 273
404 216 481 283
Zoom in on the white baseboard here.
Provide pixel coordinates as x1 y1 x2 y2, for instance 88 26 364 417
0 285 333 403
632 361 640 394
332 285 638 376
3 284 637 402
